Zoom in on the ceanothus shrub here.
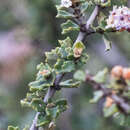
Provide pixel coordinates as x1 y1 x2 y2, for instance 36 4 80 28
8 0 130 130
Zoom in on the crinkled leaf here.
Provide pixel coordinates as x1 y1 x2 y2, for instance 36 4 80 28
54 59 64 73
30 76 55 91
61 20 80 34
55 99 67 106
29 80 51 91
55 59 75 73
37 114 50 127
31 98 46 112
45 48 59 62
73 41 85 49
58 37 72 47
46 107 58 119
62 61 75 72
59 79 81 88
56 10 74 19
80 1 89 14
8 126 19 130
75 53 88 68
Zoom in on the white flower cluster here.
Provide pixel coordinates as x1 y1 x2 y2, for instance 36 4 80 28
61 0 72 8
106 6 130 32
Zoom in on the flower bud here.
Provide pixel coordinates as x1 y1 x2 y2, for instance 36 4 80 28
73 48 83 58
111 65 123 78
123 68 130 80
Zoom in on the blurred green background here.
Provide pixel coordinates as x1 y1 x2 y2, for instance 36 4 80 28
0 0 130 130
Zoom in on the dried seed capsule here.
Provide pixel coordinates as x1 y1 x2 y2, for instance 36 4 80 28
123 68 130 80
111 65 123 78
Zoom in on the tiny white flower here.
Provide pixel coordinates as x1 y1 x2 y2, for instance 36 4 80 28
61 0 72 8
106 6 130 32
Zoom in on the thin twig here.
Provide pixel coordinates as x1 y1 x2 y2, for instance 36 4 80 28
30 112 39 130
30 74 64 130
86 5 99 29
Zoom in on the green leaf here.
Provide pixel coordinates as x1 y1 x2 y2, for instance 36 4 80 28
55 60 75 74
55 99 67 106
74 70 86 81
93 68 108 83
29 71 55 91
59 79 81 88
58 46 68 58
37 114 50 127
46 107 58 119
75 53 88 67
31 98 46 112
56 5 65 10
58 37 72 47
62 61 75 72
103 34 112 51
73 41 85 49
61 20 80 34
8 126 19 130
54 59 64 73
45 48 59 62
29 80 50 91
80 1 89 14
56 10 75 19
103 104 118 117
90 90 103 103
